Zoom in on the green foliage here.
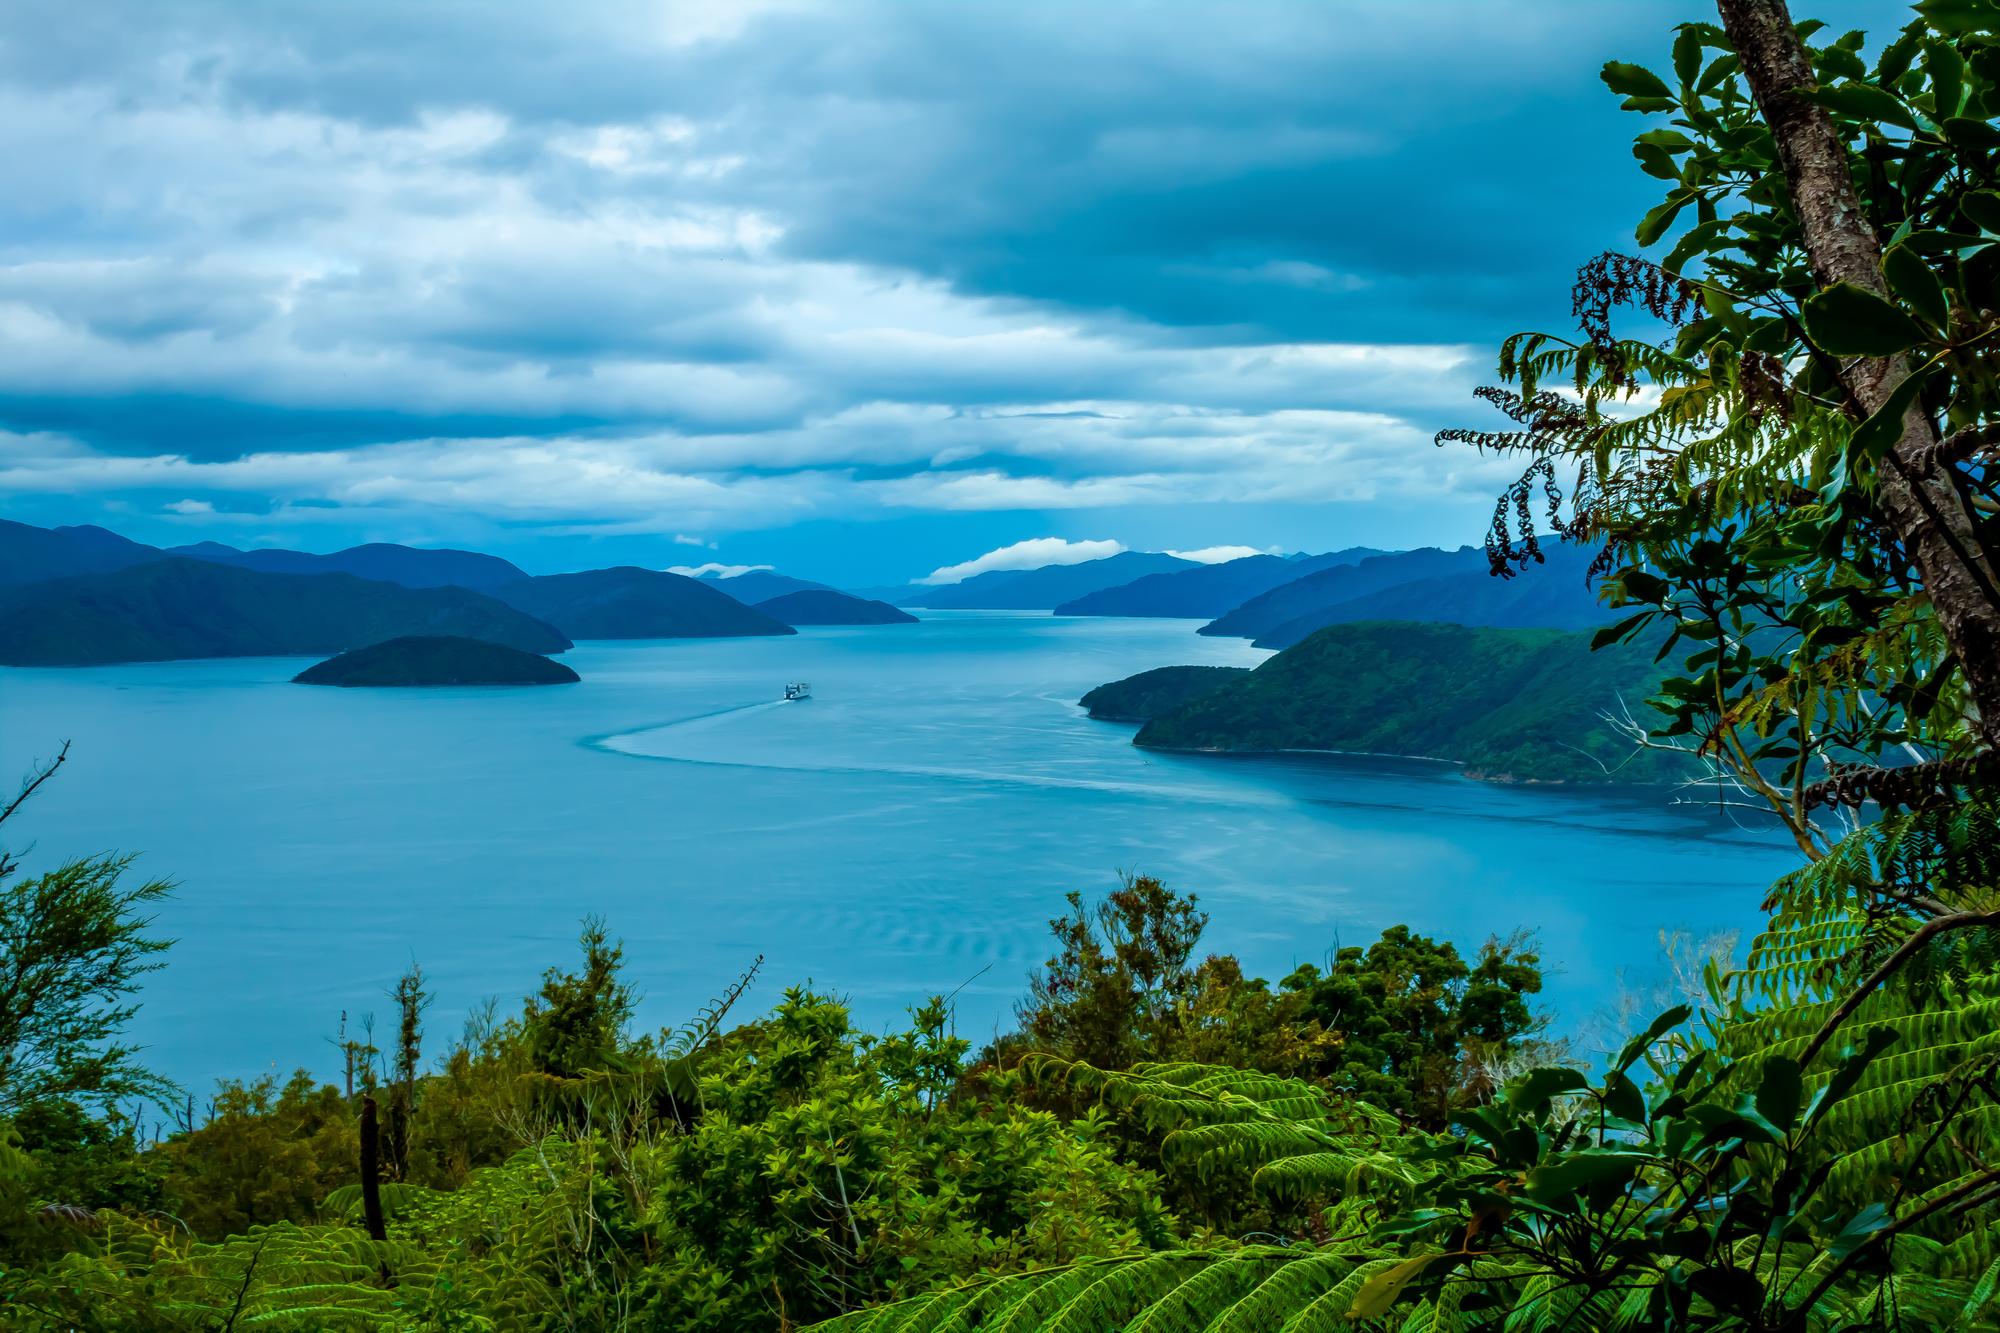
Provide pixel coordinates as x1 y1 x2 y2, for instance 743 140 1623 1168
1130 621 1689 784
1079 665 1250 723
1009 880 1549 1135
1439 0 2000 849
1279 926 1546 1127
0 748 173 1117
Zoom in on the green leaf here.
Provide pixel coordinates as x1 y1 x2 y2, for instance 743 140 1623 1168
1524 1150 1649 1205
1508 1065 1590 1112
1963 191 2000 233
1951 105 2000 144
1614 1004 1692 1074
1602 1071 1646 1124
1636 192 1694 246
1807 82 1917 130
1633 142 1681 181
1672 27 1702 86
1592 612 1652 649
1828 1202 1894 1260
1602 61 1673 101
1808 1028 1900 1124
1753 1056 1802 1134
1845 365 1936 469
1801 282 1930 357
1349 1253 1445 1319
1915 0 2000 36
1882 243 1949 327
1925 39 1966 116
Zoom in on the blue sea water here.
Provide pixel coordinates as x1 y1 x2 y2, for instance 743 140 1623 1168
0 612 1798 1093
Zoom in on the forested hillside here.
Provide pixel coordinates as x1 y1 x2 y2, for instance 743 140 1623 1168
0 560 571 665
1127 622 1686 783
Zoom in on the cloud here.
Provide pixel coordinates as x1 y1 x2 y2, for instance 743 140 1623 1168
1166 545 1272 564
164 498 214 515
923 537 1124 585
0 0 1817 572
668 561 773 578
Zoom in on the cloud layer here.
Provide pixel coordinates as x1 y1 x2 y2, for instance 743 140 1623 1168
0 0 1812 577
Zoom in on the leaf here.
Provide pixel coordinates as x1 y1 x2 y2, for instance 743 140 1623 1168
1845 365 1936 469
1524 1150 1649 1205
1943 116 2000 152
1807 83 1917 130
1592 612 1652 649
1801 281 1930 357
1963 191 2000 233
1807 1027 1900 1125
1349 1253 1445 1320
1602 61 1673 101
1507 1065 1590 1112
1753 1056 1802 1134
1916 0 2000 35
1882 243 1949 327
1602 1071 1646 1124
1828 1202 1894 1260
1636 192 1693 247
1672 27 1702 86
1614 1004 1692 1074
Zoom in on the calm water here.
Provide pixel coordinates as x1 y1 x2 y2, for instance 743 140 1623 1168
0 612 1797 1092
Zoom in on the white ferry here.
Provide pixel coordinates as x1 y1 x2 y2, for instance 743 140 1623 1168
783 682 812 701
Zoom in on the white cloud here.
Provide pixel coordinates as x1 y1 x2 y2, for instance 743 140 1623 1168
1166 544 1271 563
672 533 715 547
164 498 214 515
668 561 773 578
922 537 1124 586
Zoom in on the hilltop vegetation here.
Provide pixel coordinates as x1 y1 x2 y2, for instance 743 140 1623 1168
293 636 579 687
1131 621 1684 783
0 560 570 666
1078 663 1250 721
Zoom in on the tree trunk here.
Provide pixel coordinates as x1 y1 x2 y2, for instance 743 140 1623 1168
1717 0 2000 746
359 1093 387 1242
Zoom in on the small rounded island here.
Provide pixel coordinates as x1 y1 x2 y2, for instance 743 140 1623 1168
293 635 579 688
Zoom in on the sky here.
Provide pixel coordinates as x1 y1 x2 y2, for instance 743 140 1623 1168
0 1 1881 584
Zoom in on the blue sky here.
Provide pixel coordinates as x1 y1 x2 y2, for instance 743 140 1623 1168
0 1 1879 584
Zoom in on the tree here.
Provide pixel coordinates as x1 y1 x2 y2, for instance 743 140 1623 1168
1281 926 1546 1127
0 745 173 1115
1441 0 2000 851
1013 875 1208 1070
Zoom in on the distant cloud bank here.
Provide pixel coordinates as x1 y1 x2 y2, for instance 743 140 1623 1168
922 538 1126 585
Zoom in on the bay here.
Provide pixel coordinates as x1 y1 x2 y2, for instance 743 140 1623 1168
0 611 1796 1093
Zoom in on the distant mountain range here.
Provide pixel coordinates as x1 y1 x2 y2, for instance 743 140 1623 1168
754 590 916 625
1199 543 1607 644
165 540 527 590
698 569 832 604
0 560 570 666
491 568 795 640
1053 549 1379 618
0 520 536 593
1091 620 1684 785
884 551 1198 609
0 520 958 665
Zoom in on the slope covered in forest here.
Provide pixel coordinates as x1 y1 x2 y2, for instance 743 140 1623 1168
294 635 579 686
0 560 571 665
1132 621 1683 783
